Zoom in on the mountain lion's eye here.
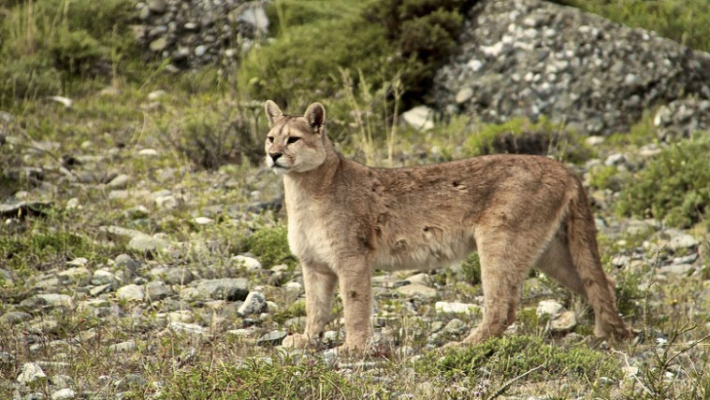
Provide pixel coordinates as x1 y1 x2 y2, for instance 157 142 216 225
267 137 274 143
287 137 300 144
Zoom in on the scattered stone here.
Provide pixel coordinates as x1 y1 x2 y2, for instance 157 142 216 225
257 330 287 346
406 273 432 287
58 267 92 286
195 278 249 301
661 263 694 276
443 318 468 334
169 322 209 336
0 311 32 325
193 217 213 225
401 106 435 131
668 231 698 251
238 292 266 316
232 255 262 272
51 388 76 400
109 341 137 353
92 270 120 286
536 300 564 318
550 310 577 332
165 268 194 285
117 284 145 301
435 301 480 314
128 235 169 253
396 283 437 299
115 254 141 275
17 362 46 384
146 281 172 301
107 174 131 189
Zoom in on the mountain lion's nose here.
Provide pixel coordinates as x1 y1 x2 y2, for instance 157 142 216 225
269 152 282 162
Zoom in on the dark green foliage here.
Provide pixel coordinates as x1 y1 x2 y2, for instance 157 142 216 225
426 335 621 382
159 357 362 400
617 135 710 227
461 252 481 284
242 224 297 268
365 0 470 102
239 0 472 111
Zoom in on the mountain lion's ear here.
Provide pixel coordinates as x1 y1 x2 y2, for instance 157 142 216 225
304 102 326 134
265 100 283 126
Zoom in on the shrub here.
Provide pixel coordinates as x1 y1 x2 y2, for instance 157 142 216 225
461 252 481 285
617 135 710 228
241 224 297 269
239 0 473 112
463 117 593 163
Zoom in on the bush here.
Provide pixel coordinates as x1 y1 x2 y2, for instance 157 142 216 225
463 117 593 163
617 135 710 228
242 224 297 269
239 0 473 112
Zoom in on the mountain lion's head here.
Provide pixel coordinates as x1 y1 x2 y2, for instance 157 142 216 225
264 101 328 175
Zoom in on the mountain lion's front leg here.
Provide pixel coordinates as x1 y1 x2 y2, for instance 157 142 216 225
283 262 337 349
336 258 373 355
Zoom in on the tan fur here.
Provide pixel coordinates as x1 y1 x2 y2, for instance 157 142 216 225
264 101 631 354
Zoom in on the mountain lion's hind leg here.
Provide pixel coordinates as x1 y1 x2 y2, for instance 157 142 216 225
462 233 541 345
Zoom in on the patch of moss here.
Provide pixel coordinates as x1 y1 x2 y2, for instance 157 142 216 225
241 224 297 269
0 230 90 272
463 117 594 164
588 164 621 191
617 135 710 228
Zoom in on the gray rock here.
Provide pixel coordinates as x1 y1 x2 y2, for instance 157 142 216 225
455 87 474 104
165 268 194 285
443 318 468 334
58 267 92 286
17 362 46 384
238 292 266 316
169 322 209 336
257 330 287 346
117 284 145 301
146 281 172 301
661 263 694 276
435 301 480 314
128 235 169 253
147 0 166 13
236 5 269 33
194 45 207 57
114 253 140 269
401 106 435 131
107 174 131 189
395 283 437 299
668 232 698 251
91 269 119 286
195 278 249 301
0 311 32 325
550 310 577 332
232 255 262 272
536 299 564 318
149 37 167 52
109 341 137 353
50 389 75 400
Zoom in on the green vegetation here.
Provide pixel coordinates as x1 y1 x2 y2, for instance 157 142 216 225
0 0 138 108
240 0 470 114
160 357 362 400
422 335 621 388
553 0 710 52
463 117 594 163
617 135 710 228
461 252 481 285
241 224 297 269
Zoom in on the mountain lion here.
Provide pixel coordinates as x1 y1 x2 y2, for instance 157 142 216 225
264 100 630 354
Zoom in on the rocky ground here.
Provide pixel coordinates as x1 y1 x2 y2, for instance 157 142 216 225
2 0 710 398
1 88 710 399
